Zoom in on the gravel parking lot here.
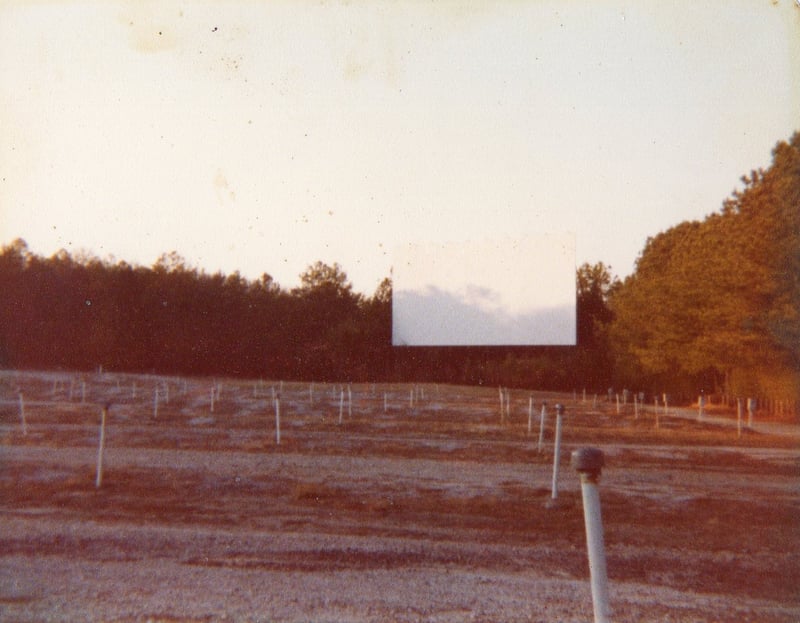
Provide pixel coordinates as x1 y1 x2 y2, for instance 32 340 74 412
2 371 798 622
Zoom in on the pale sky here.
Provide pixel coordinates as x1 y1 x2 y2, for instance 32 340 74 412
394 235 574 313
1 1 798 296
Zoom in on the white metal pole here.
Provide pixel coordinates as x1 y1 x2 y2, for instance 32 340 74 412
499 387 504 420
537 402 547 453
339 389 344 424
95 406 108 488
737 397 743 438
549 404 565 501
18 392 27 436
572 448 611 623
153 387 159 419
275 394 281 445
210 386 215 413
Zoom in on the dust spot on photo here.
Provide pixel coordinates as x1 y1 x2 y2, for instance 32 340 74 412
119 2 180 54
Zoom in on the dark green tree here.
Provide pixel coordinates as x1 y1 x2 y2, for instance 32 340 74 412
609 133 800 407
291 262 363 379
574 261 618 390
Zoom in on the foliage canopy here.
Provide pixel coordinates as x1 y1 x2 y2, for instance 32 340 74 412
609 132 800 402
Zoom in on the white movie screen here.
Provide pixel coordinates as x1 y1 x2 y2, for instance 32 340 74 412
392 234 576 346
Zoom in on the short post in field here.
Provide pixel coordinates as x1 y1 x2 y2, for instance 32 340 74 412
498 387 504 421
736 397 743 438
747 398 754 428
153 386 159 419
81 380 87 404
339 388 345 424
18 391 27 436
537 401 548 453
633 394 639 419
571 447 611 623
548 403 565 503
275 393 281 445
348 384 352 418
95 405 109 489
210 386 215 413
698 393 705 420
383 392 388 413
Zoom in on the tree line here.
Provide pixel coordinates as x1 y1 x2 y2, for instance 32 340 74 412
608 132 799 413
0 241 612 390
1 133 797 415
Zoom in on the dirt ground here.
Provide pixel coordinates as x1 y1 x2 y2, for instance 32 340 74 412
1 370 798 622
